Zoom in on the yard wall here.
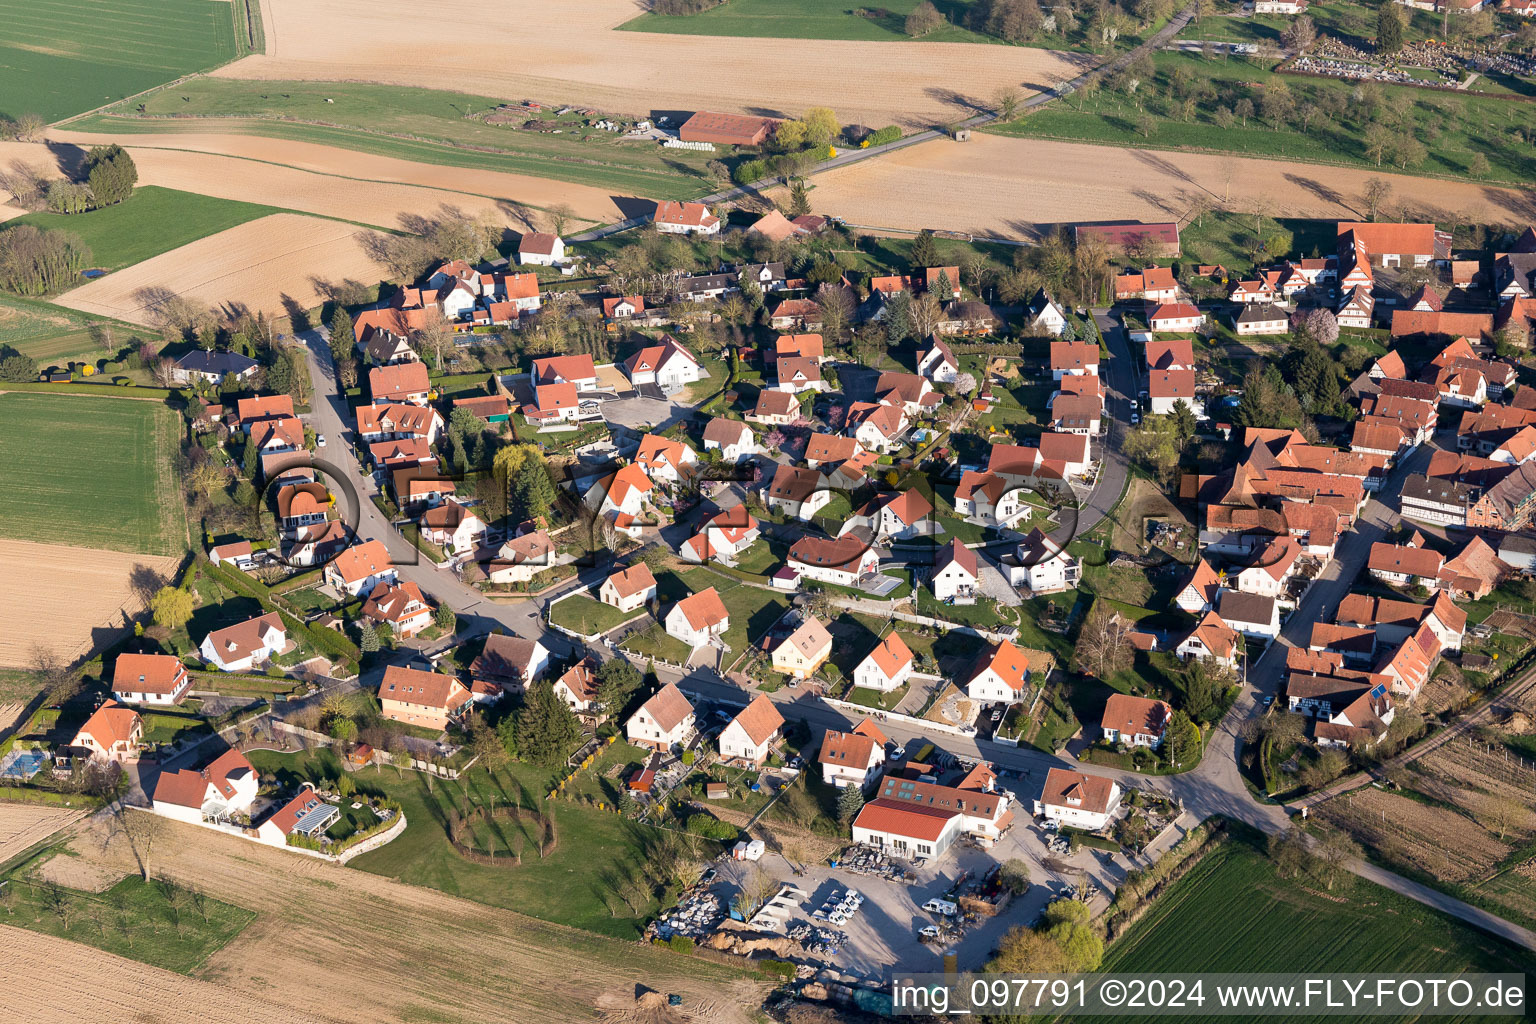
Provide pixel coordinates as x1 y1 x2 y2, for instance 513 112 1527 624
819 696 977 739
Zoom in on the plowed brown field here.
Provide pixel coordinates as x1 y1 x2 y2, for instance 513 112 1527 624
0 539 180 668
218 0 1083 127
0 806 81 867
809 135 1536 238
38 815 766 1024
53 213 385 325
43 131 627 228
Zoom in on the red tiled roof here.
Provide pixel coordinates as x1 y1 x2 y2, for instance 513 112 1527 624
1102 694 1171 740
112 653 185 696
1040 767 1116 815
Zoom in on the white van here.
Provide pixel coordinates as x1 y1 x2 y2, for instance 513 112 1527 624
923 898 959 917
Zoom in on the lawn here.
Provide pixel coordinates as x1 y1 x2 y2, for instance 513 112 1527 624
1103 828 1536 997
549 592 641 637
0 0 243 122
621 623 695 666
992 50 1536 185
7 187 283 271
73 78 720 204
677 568 792 663
0 392 185 555
0 872 254 974
250 749 696 940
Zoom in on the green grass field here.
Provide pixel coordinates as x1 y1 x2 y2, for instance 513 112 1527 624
619 0 994 45
0 0 241 123
548 593 642 636
0 294 145 367
250 749 699 940
7 187 283 271
0 393 184 555
1101 832 1536 1018
73 78 721 202
992 50 1536 184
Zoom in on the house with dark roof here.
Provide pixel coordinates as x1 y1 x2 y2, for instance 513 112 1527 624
172 350 259 386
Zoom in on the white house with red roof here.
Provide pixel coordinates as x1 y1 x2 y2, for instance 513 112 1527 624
111 653 191 706
553 659 600 714
625 683 696 751
518 231 565 267
600 563 658 613
152 749 260 825
1148 303 1206 333
854 633 914 693
665 588 730 648
1101 694 1172 749
1147 369 1200 416
841 489 933 543
323 539 398 598
847 400 909 452
361 581 434 639
766 464 831 520
719 694 785 766
1175 559 1223 614
789 534 880 588
1114 266 1180 303
953 470 1031 528
532 354 599 391
585 464 653 520
932 538 979 602
1035 767 1121 830
209 540 255 571
917 339 959 382
653 200 720 235
964 640 1037 704
420 499 487 555
1009 527 1081 595
852 766 1013 860
71 701 142 763
874 371 938 418
255 785 340 846
199 612 289 673
623 335 703 391
488 527 557 585
683 505 760 565
635 433 698 487
1050 341 1099 381
819 718 889 789
369 362 431 406
1176 611 1241 669
1234 537 1301 599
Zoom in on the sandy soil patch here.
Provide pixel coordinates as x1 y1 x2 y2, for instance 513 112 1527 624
0 539 180 668
808 135 1536 238
0 805 82 867
31 851 127 893
58 813 768 1023
218 0 1084 127
45 130 626 228
0 204 24 224
53 213 385 325
0 703 25 735
0 925 323 1024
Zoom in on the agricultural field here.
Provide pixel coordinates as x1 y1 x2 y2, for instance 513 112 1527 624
0 0 242 123
619 0 996 45
0 805 81 868
808 134 1536 241
1315 738 1536 929
0 393 184 555
53 213 386 327
18 809 764 1024
212 0 1083 128
0 294 138 367
993 51 1536 184
1104 831 1536 995
6 187 283 271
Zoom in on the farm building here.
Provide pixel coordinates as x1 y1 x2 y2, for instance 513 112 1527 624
678 111 780 146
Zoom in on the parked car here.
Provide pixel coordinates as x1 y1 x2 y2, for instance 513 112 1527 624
316 434 327 448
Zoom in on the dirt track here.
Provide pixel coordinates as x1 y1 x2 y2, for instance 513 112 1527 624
40 815 767 1024
809 135 1536 238
219 0 1083 127
53 213 386 325
42 131 627 228
0 539 180 668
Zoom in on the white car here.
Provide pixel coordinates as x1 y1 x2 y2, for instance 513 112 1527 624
316 434 327 448
1130 412 1141 425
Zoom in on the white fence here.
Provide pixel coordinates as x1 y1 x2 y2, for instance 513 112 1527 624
663 140 716 151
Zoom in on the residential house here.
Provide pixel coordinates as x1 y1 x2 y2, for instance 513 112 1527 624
111 653 191 706
552 659 600 715
70 701 142 763
954 470 1031 528
255 786 340 846
1368 537 1444 590
847 400 908 452
1113 266 1179 303
600 564 657 613
353 309 423 366
965 640 1035 704
853 633 915 693
635 433 698 488
1025 289 1068 336
769 298 824 331
1009 527 1081 595
874 371 939 418
378 665 473 731
1438 536 1510 600
1336 285 1376 329
1338 221 1450 267
772 333 826 366
789 534 880 588
917 338 959 382
766 464 831 520
1176 611 1241 669
1050 391 1102 435
419 500 486 555
1035 767 1121 831
355 403 443 445
1255 0 1308 11
1050 341 1099 380
749 388 800 425
1175 559 1223 614
985 443 1069 492
665 587 730 649
1148 303 1206 333
1235 304 1291 335
209 541 255 571
1148 369 1199 416
701 417 756 462
681 505 760 565
171 350 259 386
1234 537 1301 598
152 749 260 824
1101 694 1172 748
841 489 933 542
819 719 889 789
935 300 999 337
625 684 696 751
369 362 431 406
804 433 862 470
518 231 564 266
469 634 552 698
853 768 1014 861
740 261 788 291
361 581 434 640
775 356 824 393
603 295 644 321
1145 338 1194 373
532 354 599 391
585 464 653 521
653 200 720 235
932 538 979 602
717 695 785 765
524 381 581 424
486 527 557 585
623 336 703 391
1219 590 1282 640
199 612 288 673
